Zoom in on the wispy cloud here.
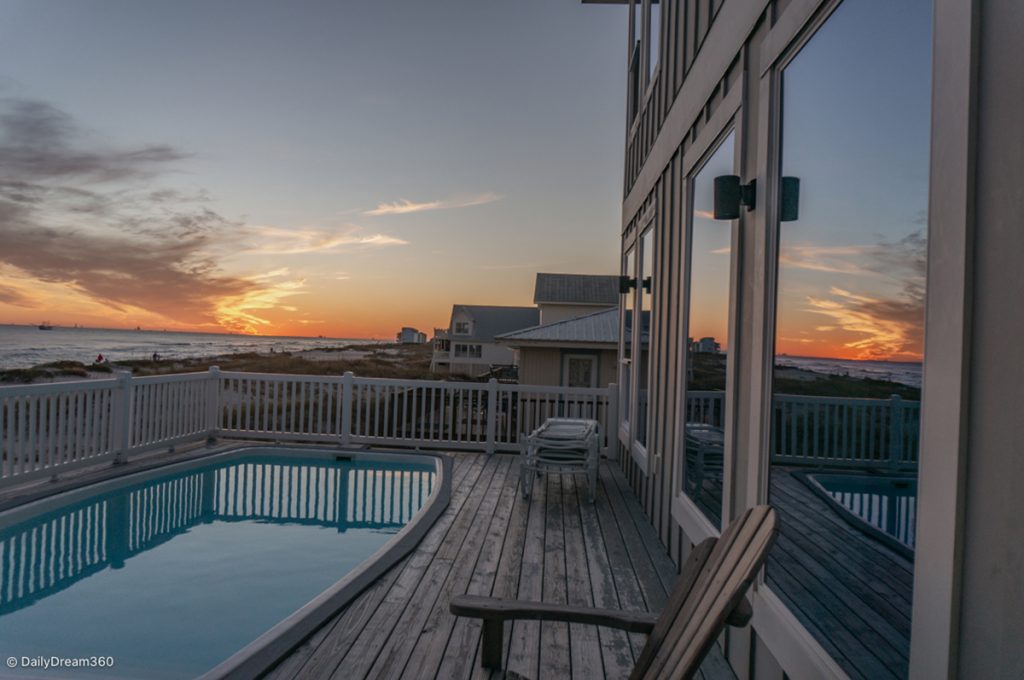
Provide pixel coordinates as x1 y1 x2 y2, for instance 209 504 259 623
793 232 927 360
0 96 306 332
214 272 306 334
363 192 500 216
243 225 408 255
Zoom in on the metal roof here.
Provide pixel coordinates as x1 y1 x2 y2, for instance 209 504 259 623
497 307 619 345
533 273 620 306
450 305 540 342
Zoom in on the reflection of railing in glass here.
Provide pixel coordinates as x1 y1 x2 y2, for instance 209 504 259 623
682 392 920 470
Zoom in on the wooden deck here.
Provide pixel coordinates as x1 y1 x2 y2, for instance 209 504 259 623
265 453 736 680
767 470 913 680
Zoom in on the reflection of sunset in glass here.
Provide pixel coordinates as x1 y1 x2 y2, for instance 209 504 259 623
687 133 734 353
772 0 930 363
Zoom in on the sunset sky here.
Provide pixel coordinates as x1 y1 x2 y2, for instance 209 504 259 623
0 0 627 338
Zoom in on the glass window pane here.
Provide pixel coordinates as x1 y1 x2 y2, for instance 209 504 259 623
766 1 932 677
636 229 654 449
648 2 660 78
620 247 636 431
682 132 734 529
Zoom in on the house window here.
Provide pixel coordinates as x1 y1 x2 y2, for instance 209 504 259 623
635 227 654 450
681 131 734 530
454 321 470 335
622 1 638 121
563 354 598 389
619 245 636 441
648 0 659 80
454 344 482 358
764 1 931 676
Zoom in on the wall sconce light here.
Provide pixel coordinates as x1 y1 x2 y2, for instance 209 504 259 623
619 276 637 294
780 176 800 222
713 175 756 219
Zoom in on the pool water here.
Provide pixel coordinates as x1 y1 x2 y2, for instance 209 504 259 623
808 473 917 553
0 452 435 679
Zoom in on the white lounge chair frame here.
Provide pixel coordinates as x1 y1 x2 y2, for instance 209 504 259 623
519 417 600 502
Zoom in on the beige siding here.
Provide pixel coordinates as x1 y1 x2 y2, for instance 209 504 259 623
517 348 562 385
538 303 613 325
517 347 617 387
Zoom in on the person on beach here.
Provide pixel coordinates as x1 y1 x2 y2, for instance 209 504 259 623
152 352 160 362
95 354 104 364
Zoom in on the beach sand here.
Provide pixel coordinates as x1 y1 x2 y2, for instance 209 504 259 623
0 343 435 385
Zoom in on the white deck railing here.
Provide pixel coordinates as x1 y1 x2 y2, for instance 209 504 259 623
0 368 618 489
0 368 920 489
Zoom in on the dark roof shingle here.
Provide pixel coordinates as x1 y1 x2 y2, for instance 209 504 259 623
533 273 619 306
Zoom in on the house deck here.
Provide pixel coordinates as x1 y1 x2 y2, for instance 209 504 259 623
265 453 736 680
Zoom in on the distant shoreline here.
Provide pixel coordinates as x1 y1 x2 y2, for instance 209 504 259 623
0 343 435 385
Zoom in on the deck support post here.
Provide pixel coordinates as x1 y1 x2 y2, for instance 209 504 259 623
205 366 221 444
605 383 618 459
485 378 497 454
480 618 504 669
341 372 354 447
111 370 132 465
889 394 904 471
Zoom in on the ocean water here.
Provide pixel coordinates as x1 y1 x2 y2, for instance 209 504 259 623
775 355 922 388
0 324 374 369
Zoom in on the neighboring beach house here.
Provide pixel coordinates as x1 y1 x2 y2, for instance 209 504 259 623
395 327 427 344
430 305 539 378
533 273 619 324
496 308 618 388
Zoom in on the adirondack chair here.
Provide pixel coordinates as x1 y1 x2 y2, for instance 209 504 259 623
450 505 778 679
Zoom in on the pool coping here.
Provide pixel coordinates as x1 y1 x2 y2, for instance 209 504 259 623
0 442 453 680
792 469 916 561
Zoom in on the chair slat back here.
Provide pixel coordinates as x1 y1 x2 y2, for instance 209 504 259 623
630 506 778 680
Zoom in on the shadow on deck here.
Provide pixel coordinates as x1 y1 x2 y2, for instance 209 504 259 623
265 453 735 680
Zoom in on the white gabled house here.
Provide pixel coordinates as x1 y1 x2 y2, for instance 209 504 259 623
430 305 539 378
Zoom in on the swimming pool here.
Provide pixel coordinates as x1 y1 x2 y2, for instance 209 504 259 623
802 472 916 557
0 446 448 679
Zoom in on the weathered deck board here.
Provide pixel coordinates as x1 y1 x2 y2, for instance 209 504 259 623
265 453 736 680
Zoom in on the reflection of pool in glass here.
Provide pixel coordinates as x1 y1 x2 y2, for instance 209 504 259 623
0 449 437 679
803 472 917 557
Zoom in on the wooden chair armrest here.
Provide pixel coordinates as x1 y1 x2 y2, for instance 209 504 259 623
450 595 658 634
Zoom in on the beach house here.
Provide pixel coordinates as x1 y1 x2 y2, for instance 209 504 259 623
585 0 1024 678
395 327 427 345
429 304 539 378
496 307 619 388
532 273 619 324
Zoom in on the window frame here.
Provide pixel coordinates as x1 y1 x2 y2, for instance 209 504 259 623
631 222 657 468
742 1 947 678
562 352 599 389
669 94 743 545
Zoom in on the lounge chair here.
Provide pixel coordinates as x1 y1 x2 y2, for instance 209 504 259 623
519 417 600 502
450 505 778 679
